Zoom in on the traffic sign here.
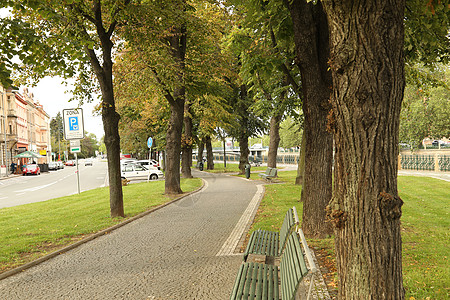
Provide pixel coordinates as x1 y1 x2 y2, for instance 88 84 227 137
147 137 153 148
63 108 85 140
70 140 81 153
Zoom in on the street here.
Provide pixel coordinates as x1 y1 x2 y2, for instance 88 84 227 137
0 159 108 209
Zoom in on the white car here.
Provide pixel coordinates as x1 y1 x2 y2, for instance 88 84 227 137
135 159 160 169
121 164 164 181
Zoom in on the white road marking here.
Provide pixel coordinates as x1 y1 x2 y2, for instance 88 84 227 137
14 181 58 193
216 184 264 256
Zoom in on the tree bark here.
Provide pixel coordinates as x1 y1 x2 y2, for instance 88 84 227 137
197 139 204 164
322 1 405 298
165 98 184 194
295 132 306 186
181 101 193 178
164 24 187 195
267 114 282 168
205 136 214 170
286 0 333 237
83 4 124 218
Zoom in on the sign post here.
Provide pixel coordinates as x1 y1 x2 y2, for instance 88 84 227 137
63 109 84 194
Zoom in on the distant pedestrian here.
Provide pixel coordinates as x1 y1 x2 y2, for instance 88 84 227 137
10 162 16 174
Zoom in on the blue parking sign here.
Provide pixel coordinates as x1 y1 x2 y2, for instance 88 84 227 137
69 116 79 131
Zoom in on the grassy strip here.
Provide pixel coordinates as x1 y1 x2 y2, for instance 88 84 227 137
0 178 202 272
249 171 449 299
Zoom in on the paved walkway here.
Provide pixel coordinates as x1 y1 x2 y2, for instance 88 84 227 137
0 171 260 299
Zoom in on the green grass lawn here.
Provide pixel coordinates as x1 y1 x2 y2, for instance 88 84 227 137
0 178 202 272
248 171 449 299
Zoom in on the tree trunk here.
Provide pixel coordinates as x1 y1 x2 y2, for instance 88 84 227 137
238 133 249 175
323 1 405 298
295 132 306 186
181 101 193 178
205 136 214 170
84 15 124 218
165 98 184 194
197 139 204 164
286 0 333 238
267 113 282 168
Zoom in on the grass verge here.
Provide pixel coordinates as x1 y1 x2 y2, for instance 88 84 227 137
248 171 449 299
0 178 202 273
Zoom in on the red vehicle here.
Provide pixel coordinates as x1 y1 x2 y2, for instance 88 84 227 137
22 164 41 175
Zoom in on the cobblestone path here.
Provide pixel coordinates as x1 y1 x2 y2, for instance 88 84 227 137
0 171 259 299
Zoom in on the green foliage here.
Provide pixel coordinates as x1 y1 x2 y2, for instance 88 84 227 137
279 116 302 149
405 0 449 66
400 67 450 148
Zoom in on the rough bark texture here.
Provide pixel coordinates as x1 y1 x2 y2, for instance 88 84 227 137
84 2 124 218
267 114 282 168
164 24 186 195
197 140 204 164
205 137 214 170
286 0 333 237
323 1 405 298
181 102 193 178
295 132 306 186
238 133 249 174
165 98 184 194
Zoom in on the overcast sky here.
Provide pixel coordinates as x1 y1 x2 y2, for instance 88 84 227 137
21 77 105 140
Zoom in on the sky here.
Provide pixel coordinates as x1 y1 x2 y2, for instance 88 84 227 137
22 77 105 140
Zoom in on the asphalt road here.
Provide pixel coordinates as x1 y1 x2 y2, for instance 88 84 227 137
0 159 108 208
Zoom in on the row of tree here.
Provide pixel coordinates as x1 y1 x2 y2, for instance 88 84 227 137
0 0 448 298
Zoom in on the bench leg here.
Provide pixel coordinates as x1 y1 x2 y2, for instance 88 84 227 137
306 273 315 300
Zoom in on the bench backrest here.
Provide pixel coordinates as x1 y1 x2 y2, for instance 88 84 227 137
278 207 298 251
269 168 278 177
280 232 309 300
264 167 272 175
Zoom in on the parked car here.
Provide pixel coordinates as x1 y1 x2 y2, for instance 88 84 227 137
56 161 64 169
22 164 40 175
48 162 58 170
121 164 164 181
135 159 160 170
65 160 76 166
84 159 93 166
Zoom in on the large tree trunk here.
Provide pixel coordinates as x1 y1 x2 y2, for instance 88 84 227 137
197 139 204 165
238 133 249 175
323 1 405 298
84 13 124 218
181 101 193 178
286 0 333 237
205 136 214 170
267 114 282 168
295 132 306 186
164 24 186 195
165 98 184 194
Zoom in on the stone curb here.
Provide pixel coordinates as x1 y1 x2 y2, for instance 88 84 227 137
0 179 206 281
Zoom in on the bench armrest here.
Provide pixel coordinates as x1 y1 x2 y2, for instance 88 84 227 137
297 228 317 274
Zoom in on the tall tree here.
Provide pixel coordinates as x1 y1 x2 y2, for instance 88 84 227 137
283 0 333 237
11 0 133 217
323 1 406 298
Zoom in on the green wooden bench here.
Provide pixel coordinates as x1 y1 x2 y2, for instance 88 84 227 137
259 167 278 180
243 207 299 261
230 230 318 300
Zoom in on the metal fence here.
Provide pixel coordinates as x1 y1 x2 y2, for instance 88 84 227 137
399 154 450 172
194 153 449 172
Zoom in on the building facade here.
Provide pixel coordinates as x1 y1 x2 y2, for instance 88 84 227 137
0 86 51 172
